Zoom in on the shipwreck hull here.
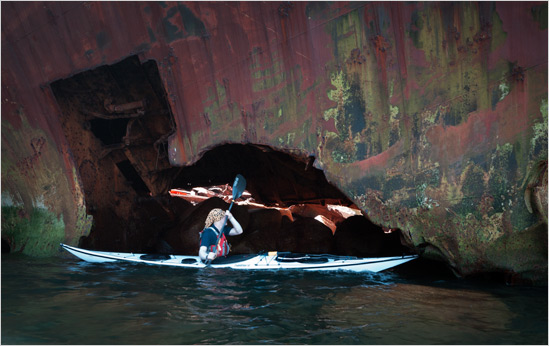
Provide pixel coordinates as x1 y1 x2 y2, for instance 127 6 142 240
1 1 547 282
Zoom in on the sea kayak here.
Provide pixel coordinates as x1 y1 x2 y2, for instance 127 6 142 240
60 243 417 273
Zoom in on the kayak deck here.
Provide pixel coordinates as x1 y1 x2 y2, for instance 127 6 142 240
60 243 417 273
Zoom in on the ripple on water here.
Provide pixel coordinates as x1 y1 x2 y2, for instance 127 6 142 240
2 255 547 344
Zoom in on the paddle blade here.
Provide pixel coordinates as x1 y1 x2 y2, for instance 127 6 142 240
232 174 246 200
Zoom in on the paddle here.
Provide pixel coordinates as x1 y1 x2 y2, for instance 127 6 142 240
227 174 246 212
206 174 246 264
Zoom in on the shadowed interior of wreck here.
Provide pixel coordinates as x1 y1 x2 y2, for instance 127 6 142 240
48 55 420 267
171 144 354 208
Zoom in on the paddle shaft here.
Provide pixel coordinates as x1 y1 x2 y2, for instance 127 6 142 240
216 201 234 239
206 175 246 264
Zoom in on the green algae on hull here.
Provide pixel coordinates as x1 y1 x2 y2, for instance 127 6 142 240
2 206 65 257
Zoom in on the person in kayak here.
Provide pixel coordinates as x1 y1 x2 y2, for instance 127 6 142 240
199 208 243 262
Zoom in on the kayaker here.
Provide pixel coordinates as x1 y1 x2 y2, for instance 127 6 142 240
199 208 243 262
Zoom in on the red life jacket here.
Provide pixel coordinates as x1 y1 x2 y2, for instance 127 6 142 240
200 226 230 257
215 232 230 257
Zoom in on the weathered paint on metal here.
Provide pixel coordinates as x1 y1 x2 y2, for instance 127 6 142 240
1 2 547 280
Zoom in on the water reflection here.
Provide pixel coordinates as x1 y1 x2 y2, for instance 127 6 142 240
320 283 515 344
2 255 547 344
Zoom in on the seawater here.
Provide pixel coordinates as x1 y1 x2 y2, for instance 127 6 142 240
2 254 547 344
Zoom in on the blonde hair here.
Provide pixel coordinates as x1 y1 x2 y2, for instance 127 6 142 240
204 208 225 228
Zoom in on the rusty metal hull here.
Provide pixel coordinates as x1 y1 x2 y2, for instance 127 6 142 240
1 2 547 281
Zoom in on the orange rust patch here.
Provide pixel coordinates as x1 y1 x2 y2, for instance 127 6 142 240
351 140 403 174
425 88 533 168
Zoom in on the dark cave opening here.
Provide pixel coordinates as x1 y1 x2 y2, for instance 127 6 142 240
89 118 131 146
171 144 354 207
136 143 413 259
50 55 413 263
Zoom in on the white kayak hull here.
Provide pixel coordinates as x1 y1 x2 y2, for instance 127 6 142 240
60 243 417 273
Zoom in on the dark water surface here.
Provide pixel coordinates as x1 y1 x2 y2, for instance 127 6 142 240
2 254 547 344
